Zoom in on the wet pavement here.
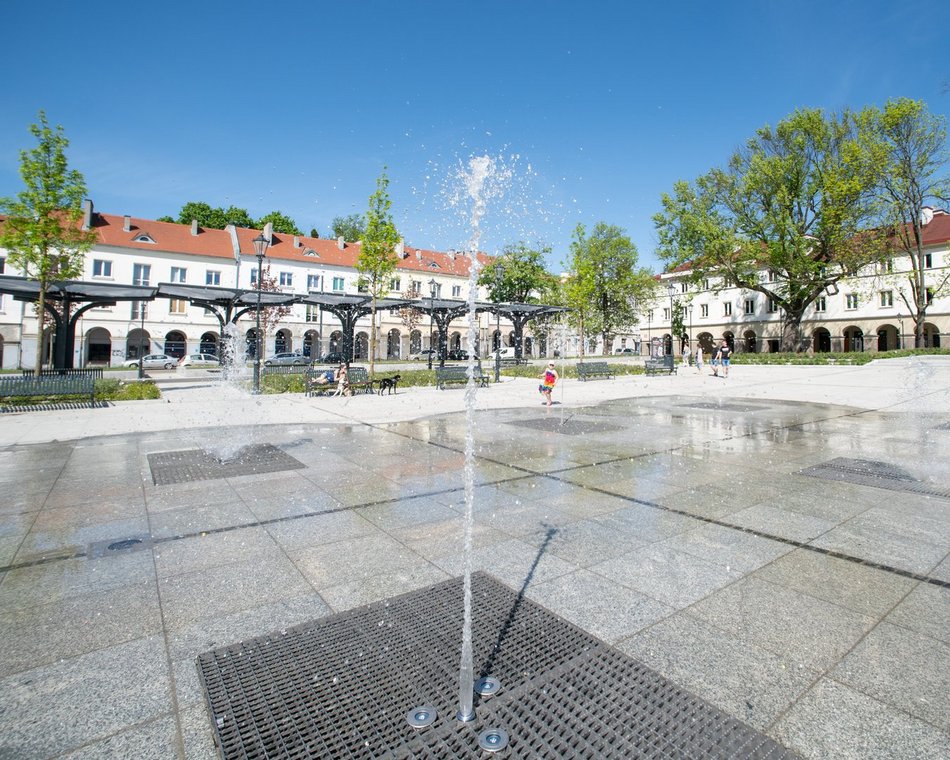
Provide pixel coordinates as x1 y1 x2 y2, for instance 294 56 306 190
0 359 948 758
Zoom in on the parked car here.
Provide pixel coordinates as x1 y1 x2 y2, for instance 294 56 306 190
409 349 438 361
178 353 220 368
615 347 636 354
263 351 309 367
315 352 346 364
123 354 175 370
447 349 469 361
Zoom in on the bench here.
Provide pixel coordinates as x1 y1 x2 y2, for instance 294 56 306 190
436 365 490 390
20 367 104 380
305 367 336 397
0 374 96 405
644 355 677 375
261 364 309 377
576 361 614 381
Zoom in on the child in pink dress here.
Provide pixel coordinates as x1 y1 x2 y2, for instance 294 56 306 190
539 362 558 406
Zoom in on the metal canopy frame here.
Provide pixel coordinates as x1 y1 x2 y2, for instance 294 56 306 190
488 302 569 360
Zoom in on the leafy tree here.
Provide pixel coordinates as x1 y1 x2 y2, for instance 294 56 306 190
566 222 655 356
309 227 320 238
356 170 400 376
654 107 887 352
858 98 949 347
477 242 555 302
257 210 302 236
170 201 255 229
0 111 96 375
331 213 365 242
253 263 292 355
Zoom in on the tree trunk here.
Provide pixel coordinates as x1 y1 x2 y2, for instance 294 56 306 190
369 297 377 378
780 310 807 353
578 315 586 362
34 289 46 377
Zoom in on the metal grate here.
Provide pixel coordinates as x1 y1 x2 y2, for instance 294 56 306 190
507 417 623 436
800 457 950 500
197 572 797 759
147 444 305 485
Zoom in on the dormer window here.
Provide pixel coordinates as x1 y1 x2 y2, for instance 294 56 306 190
133 233 156 244
303 248 319 257
428 262 440 269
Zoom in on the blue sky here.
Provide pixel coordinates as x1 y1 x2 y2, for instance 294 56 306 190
2 1 947 273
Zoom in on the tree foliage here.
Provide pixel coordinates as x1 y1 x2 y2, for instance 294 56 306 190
357 170 400 376
161 202 303 234
565 222 655 356
858 98 949 347
331 213 366 242
257 210 302 236
0 111 96 374
654 107 888 352
477 242 555 303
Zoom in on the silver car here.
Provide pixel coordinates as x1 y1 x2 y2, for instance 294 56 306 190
178 353 220 368
263 351 309 367
123 354 176 369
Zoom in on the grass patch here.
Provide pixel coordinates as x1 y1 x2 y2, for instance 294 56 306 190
730 348 949 365
94 378 162 400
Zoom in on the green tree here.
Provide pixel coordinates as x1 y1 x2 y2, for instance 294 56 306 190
654 107 887 352
331 213 365 242
357 170 400 376
0 111 96 375
858 98 950 347
257 210 302 236
477 242 555 302
566 222 655 357
169 202 255 229
309 227 320 239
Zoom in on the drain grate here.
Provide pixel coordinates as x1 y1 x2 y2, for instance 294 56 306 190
197 573 797 759
507 417 623 436
147 444 305 485
800 457 950 500
935 422 950 431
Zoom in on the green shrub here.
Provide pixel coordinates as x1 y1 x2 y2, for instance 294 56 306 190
94 378 161 400
730 348 949 366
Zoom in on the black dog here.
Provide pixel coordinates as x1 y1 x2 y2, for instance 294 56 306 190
377 375 401 395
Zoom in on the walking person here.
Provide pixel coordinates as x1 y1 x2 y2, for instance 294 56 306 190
695 345 704 374
718 339 732 378
539 362 558 407
682 341 691 367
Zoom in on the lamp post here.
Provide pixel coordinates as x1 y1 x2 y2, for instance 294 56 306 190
137 304 146 379
427 278 436 371
493 263 503 383
896 312 903 350
251 233 269 394
667 281 676 356
646 310 651 357
688 303 693 360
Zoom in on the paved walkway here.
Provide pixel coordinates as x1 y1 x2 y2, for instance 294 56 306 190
0 358 948 758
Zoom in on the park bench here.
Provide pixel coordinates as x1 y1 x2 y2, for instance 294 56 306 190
261 364 309 377
644 355 677 375
305 366 337 397
576 361 614 381
0 374 96 406
436 364 490 390
19 367 104 380
346 366 374 394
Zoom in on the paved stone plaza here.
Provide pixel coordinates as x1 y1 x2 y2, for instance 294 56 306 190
0 359 948 758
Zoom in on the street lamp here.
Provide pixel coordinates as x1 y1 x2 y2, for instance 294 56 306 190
646 310 651 357
137 303 146 379
493 262 503 383
688 303 693 359
251 233 269 394
667 281 676 356
427 278 437 371
896 312 903 350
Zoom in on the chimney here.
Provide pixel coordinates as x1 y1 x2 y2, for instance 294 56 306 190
395 239 404 258
337 236 345 250
293 235 301 248
416 250 422 261
123 215 131 232
921 206 935 226
225 224 241 258
81 199 93 230
263 222 273 244
191 219 199 236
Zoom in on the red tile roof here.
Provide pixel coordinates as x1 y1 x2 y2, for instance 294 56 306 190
88 213 494 277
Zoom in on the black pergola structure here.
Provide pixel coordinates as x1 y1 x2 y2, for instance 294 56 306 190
489 303 569 361
0 275 157 369
297 293 413 363
411 298 496 368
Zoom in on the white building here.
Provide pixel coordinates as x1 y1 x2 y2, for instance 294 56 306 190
638 209 950 357
0 201 552 369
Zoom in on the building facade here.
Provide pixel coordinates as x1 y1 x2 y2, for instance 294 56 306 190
0 201 548 369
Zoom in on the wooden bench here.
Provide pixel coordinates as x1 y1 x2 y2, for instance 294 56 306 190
0 374 96 405
644 355 677 375
305 367 336 397
346 366 374 394
261 364 309 377
20 367 104 380
436 365 490 390
576 361 614 381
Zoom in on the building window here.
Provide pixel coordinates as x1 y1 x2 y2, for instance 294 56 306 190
815 297 827 313
767 298 778 313
924 253 933 268
250 269 258 286
206 270 220 286
92 259 113 278
846 294 859 310
767 269 777 282
131 301 147 320
700 304 709 318
723 302 732 317
332 276 345 292
680 282 688 293
170 266 187 283
279 272 293 288
647 309 654 322
880 290 893 307
133 263 150 286
926 287 934 305
410 280 421 296
452 285 462 298
744 299 755 315
389 277 401 291
878 260 894 274
307 274 322 291
169 298 187 315
702 279 710 291
305 305 320 322
663 307 670 321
